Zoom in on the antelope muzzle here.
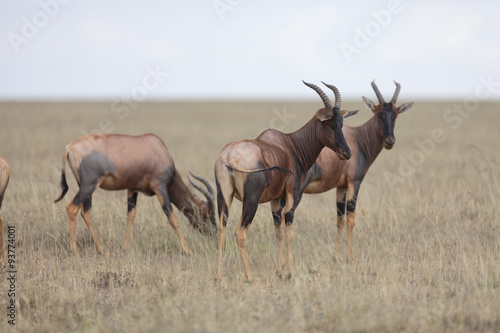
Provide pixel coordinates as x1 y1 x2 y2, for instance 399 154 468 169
384 136 396 149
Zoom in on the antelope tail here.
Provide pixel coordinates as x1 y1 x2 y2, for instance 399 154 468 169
225 164 291 174
54 151 70 203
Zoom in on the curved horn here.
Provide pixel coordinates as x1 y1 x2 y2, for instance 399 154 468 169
188 176 210 206
189 171 215 208
189 187 204 206
371 80 385 104
321 81 342 109
391 80 401 104
303 80 333 110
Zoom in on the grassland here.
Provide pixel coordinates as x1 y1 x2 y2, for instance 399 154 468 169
0 100 499 332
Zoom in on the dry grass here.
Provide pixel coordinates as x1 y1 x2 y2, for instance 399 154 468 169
0 100 499 332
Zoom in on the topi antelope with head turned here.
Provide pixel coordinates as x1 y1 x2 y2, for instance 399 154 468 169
0 158 9 266
214 81 359 282
275 80 414 263
55 133 215 256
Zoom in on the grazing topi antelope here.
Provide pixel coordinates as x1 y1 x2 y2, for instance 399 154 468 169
215 81 359 282
276 80 414 262
55 133 215 255
0 158 9 266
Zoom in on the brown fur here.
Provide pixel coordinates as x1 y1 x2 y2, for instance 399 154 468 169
215 88 358 282
55 133 215 256
304 82 414 262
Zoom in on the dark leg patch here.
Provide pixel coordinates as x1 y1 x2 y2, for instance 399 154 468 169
79 150 115 175
73 190 92 210
284 211 294 226
158 164 176 217
216 178 229 227
73 150 116 210
347 199 356 214
240 170 266 229
337 192 347 218
82 196 92 213
273 199 285 228
161 194 174 218
128 192 138 213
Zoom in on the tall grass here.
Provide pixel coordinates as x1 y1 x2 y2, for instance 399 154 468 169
0 101 498 332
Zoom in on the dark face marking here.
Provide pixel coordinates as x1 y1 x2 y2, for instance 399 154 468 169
206 206 217 231
191 189 216 234
328 108 352 160
378 103 397 150
191 192 217 234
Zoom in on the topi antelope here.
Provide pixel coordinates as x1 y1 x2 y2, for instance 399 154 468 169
0 158 9 266
54 133 215 256
276 80 413 262
214 81 359 282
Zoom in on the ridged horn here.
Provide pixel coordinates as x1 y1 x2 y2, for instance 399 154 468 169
321 81 342 109
371 80 385 104
391 80 401 104
303 80 333 110
188 171 215 209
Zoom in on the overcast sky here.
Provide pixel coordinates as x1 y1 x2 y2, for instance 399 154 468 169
1 0 500 100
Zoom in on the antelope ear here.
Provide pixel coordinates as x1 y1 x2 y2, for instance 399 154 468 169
398 102 414 114
362 96 376 112
316 110 333 122
341 109 360 119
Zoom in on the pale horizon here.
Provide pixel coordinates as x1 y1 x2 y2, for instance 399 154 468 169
2 1 500 101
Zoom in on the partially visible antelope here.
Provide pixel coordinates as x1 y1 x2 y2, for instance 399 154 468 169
0 158 9 266
54 133 215 256
276 80 414 262
215 81 359 282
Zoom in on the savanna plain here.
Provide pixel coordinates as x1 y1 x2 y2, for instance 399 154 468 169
0 100 499 332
